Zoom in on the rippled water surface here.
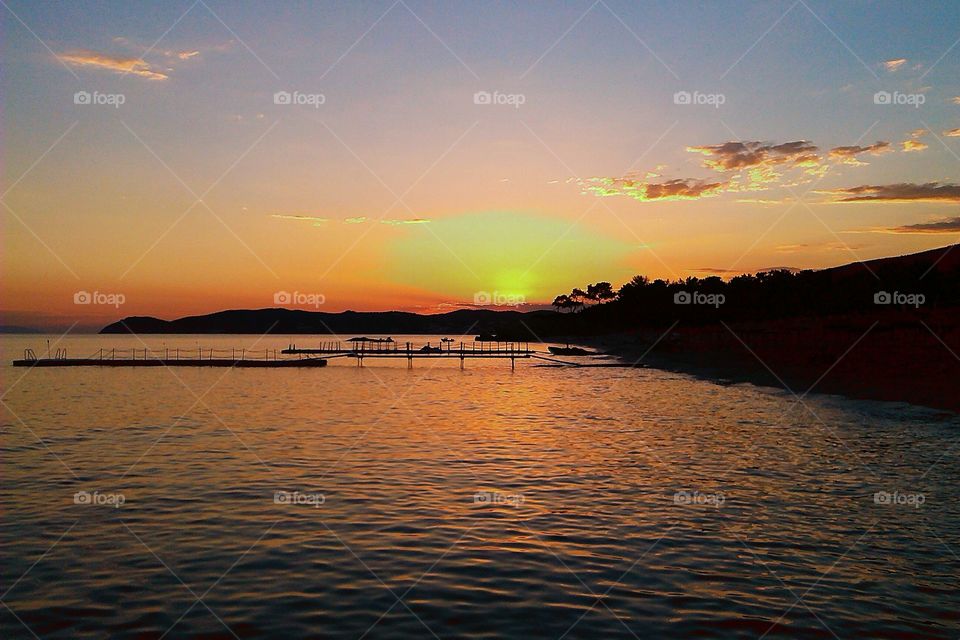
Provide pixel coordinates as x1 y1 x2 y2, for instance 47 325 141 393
2 334 958 638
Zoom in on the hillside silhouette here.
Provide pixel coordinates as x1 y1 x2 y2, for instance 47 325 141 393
556 244 959 411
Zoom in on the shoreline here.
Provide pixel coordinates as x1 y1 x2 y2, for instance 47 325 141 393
570 327 960 415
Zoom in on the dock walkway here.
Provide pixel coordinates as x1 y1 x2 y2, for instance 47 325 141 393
284 341 534 368
12 348 325 368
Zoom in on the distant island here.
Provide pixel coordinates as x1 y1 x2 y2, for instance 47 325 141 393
0 325 43 334
103 244 960 411
101 308 559 337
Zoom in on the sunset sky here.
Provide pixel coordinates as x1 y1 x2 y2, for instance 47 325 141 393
2 0 959 329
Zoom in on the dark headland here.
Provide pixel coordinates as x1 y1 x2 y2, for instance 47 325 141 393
103 244 960 412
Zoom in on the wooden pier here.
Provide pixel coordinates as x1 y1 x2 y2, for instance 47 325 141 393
283 341 534 369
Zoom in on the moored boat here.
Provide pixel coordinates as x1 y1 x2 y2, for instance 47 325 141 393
548 345 593 356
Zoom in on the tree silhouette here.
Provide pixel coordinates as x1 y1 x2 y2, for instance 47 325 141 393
569 288 587 312
591 282 616 303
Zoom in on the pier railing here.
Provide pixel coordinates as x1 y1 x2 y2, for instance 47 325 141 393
62 347 289 361
283 341 533 356
13 347 328 368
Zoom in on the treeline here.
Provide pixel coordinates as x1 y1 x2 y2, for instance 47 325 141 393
552 282 616 312
550 259 960 330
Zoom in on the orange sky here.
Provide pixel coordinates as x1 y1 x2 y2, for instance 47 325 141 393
2 1 959 329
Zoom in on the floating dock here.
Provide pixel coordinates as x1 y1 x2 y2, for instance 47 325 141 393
12 348 325 368
13 358 327 368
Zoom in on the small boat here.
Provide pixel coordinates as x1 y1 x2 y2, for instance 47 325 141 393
548 345 593 356
419 345 443 353
440 337 455 343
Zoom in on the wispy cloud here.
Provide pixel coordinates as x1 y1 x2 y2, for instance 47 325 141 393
828 141 891 165
881 216 960 234
58 37 219 80
272 214 429 226
943 128 960 137
735 197 795 205
775 241 863 253
681 140 824 192
581 176 728 202
691 266 801 274
270 214 329 224
57 49 168 79
900 128 928 152
687 140 820 172
882 58 907 72
820 182 960 203
380 218 430 225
